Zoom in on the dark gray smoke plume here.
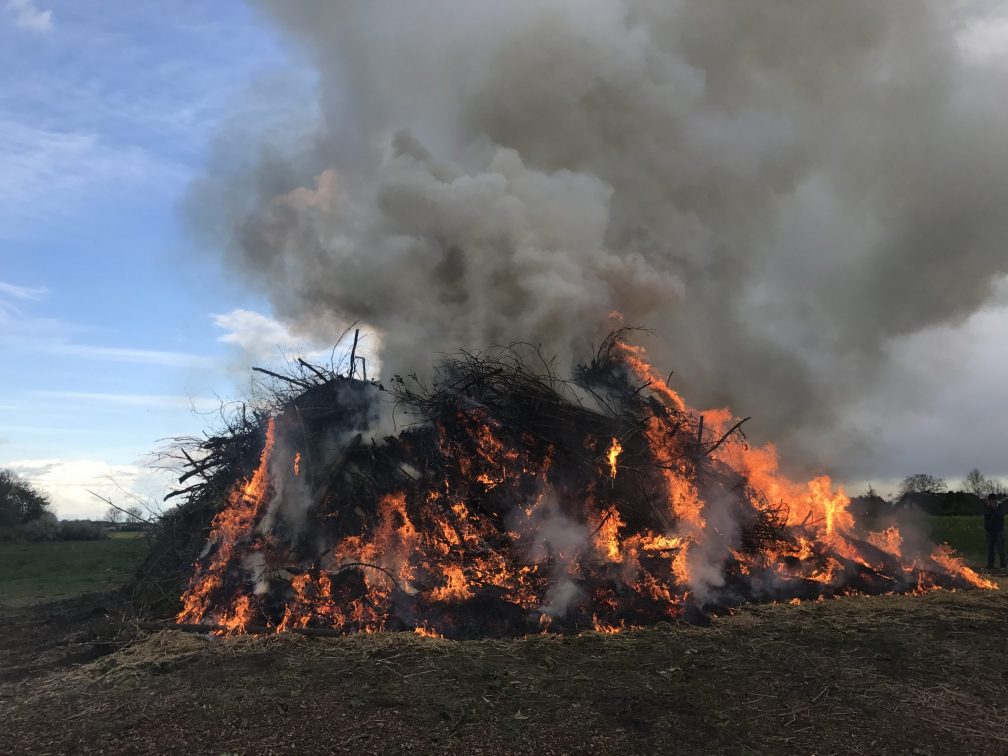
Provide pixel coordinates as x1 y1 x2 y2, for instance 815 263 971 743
189 1 1008 475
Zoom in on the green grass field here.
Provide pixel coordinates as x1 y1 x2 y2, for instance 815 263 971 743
0 532 149 604
857 514 988 563
925 515 987 561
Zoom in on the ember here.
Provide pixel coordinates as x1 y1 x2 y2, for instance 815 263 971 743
165 331 994 638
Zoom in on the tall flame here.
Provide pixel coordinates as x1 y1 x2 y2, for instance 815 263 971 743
177 418 277 630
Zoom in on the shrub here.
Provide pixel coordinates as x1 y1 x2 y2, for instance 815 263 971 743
22 512 59 542
58 520 109 541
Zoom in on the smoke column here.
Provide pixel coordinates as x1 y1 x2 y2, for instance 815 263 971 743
189 0 1008 474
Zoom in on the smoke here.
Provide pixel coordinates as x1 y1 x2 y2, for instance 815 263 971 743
257 380 398 545
515 493 592 619
685 490 738 605
189 0 1008 473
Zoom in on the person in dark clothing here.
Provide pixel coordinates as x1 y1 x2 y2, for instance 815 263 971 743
983 493 1006 570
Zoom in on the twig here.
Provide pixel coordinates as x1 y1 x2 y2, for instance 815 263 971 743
252 366 312 389
706 417 751 457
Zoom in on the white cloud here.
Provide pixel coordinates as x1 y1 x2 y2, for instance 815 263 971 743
0 280 218 370
211 308 351 364
0 279 48 318
46 343 219 369
6 0 52 32
0 120 188 237
30 390 221 412
0 424 89 437
213 309 295 360
212 308 381 376
0 280 48 300
5 457 175 519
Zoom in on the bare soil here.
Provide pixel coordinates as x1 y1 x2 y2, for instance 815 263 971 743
2 581 1007 755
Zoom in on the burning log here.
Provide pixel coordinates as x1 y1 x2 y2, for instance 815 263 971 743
140 330 995 639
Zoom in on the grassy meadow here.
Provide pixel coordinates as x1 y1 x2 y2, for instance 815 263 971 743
0 532 149 604
925 515 987 561
857 514 988 564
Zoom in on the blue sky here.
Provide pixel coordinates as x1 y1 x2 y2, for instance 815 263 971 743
0 1 321 517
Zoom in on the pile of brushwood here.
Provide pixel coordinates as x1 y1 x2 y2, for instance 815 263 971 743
131 331 973 638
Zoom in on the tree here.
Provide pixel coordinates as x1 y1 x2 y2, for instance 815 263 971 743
104 506 123 525
899 473 947 496
964 468 987 497
961 469 1007 497
0 469 51 527
124 505 145 528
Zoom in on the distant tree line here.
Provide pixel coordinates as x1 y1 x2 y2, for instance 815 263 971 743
103 504 148 531
0 469 124 542
851 468 1008 518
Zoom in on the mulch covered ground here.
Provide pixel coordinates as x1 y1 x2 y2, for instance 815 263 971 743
1 580 1007 755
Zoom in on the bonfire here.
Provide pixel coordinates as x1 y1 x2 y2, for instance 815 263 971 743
143 331 994 639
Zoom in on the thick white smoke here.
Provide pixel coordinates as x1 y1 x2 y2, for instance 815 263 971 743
189 0 1008 475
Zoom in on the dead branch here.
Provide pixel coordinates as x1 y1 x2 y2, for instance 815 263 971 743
252 366 312 389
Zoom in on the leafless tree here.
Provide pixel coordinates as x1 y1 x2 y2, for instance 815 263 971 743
962 469 1007 497
899 473 947 496
964 468 987 497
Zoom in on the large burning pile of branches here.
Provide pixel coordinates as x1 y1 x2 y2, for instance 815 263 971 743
146 332 993 638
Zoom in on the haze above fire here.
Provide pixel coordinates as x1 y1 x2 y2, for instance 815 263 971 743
190 1 1008 476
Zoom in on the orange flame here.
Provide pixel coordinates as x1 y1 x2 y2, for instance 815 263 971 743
615 340 992 596
606 437 622 479
177 418 277 629
930 544 997 589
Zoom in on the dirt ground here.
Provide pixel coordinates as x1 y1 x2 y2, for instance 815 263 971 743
2 581 1007 755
